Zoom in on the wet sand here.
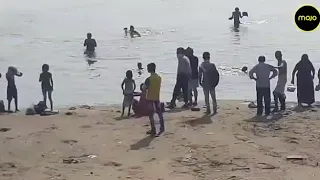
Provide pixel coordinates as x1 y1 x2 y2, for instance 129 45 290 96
1 100 320 180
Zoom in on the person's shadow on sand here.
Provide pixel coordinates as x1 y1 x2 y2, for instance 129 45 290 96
185 114 215 126
130 136 155 150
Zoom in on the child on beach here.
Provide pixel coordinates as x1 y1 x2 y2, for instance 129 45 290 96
6 66 23 112
199 52 220 114
137 62 144 75
39 64 54 111
143 63 164 136
121 70 136 117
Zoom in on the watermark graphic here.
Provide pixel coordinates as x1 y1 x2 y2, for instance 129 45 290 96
295 5 320 31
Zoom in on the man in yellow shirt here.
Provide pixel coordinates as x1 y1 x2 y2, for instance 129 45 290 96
143 63 164 136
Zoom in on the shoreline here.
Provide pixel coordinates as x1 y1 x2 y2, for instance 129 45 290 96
1 100 320 180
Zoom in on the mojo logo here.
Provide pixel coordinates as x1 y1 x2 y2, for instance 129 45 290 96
295 5 320 31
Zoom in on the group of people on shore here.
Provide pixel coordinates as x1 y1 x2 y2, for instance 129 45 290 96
0 65 54 113
249 52 320 116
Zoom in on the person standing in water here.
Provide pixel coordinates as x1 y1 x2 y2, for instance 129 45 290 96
229 7 243 28
185 47 199 106
272 51 287 112
6 66 23 112
129 25 141 38
249 56 278 116
83 33 97 57
39 64 54 111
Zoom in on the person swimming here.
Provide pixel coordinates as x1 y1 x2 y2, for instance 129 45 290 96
83 33 97 57
129 25 141 38
229 7 243 28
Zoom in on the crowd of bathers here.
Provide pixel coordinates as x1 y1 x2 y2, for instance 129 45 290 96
1 29 320 137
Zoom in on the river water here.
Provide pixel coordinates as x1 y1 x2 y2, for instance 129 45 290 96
0 0 320 108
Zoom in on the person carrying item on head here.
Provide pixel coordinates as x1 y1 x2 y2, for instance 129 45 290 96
39 64 54 111
6 66 23 112
199 52 220 114
167 47 192 109
84 33 97 57
185 47 199 107
129 25 141 38
229 7 243 28
249 56 278 116
273 51 287 112
143 63 164 136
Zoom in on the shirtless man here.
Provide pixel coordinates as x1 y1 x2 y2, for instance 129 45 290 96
129 25 141 38
83 33 97 57
229 7 243 28
273 51 287 112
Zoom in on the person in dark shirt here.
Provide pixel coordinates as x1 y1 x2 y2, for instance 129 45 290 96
39 64 54 111
185 47 199 106
229 7 243 28
129 25 141 38
199 52 220 114
83 33 97 57
6 66 23 112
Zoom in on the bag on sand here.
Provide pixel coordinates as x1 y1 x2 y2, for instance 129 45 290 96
34 101 47 114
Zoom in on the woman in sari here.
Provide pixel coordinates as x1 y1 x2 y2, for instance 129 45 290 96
132 83 150 117
291 54 315 106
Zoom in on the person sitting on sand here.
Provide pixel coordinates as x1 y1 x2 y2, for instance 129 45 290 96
229 7 242 28
144 63 164 136
121 70 136 117
6 66 23 112
84 33 97 57
129 25 141 38
39 64 54 111
132 83 149 117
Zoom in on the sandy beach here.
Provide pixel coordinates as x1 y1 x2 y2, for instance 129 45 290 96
1 100 320 180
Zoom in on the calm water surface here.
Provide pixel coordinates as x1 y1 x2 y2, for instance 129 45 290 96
0 0 320 108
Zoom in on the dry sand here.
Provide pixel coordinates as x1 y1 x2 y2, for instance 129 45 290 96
1 100 320 180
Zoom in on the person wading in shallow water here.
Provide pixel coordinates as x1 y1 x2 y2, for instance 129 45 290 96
83 33 97 57
249 56 278 116
272 51 287 112
229 7 243 29
167 47 191 109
